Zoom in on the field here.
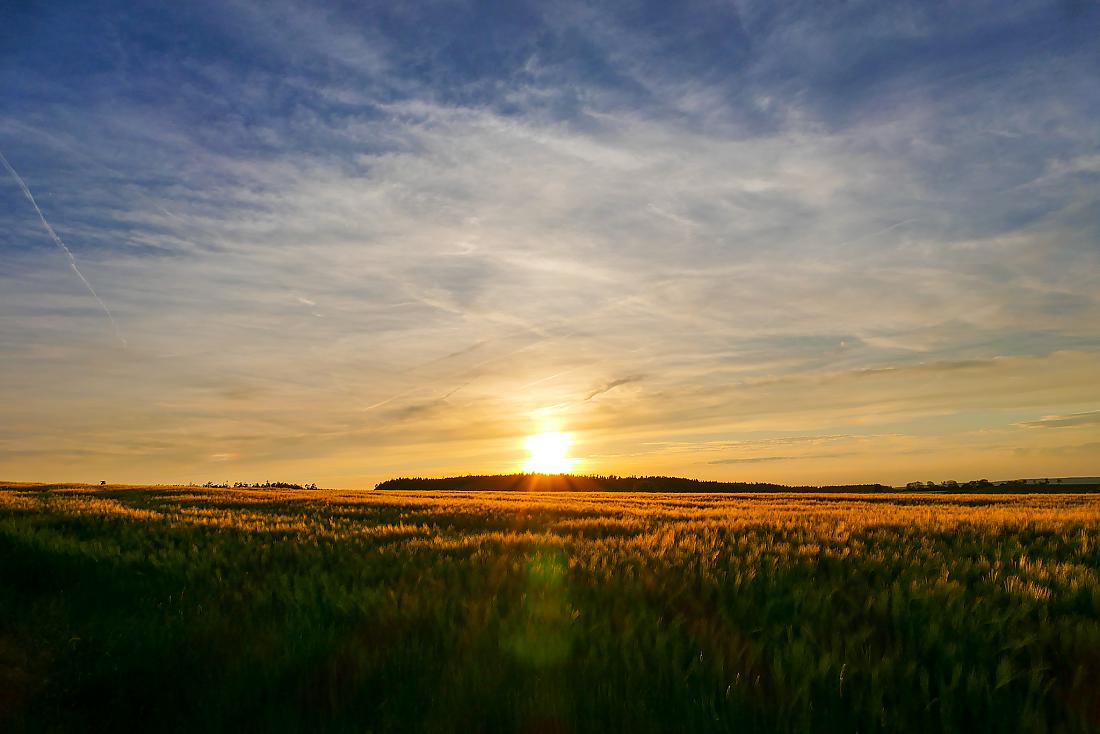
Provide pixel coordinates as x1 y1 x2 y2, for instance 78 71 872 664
2 483 1099 732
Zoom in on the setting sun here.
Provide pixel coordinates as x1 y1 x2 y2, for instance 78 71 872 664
522 432 577 474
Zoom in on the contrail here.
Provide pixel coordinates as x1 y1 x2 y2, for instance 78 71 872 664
0 148 126 346
837 218 919 249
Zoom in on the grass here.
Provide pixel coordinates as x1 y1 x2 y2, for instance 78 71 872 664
1 482 1099 732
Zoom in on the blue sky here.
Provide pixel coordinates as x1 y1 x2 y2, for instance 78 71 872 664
2 0 1099 486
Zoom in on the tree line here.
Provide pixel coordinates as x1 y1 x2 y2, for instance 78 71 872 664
374 474 892 493
201 481 319 490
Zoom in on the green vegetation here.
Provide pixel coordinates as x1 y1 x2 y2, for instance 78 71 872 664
2 483 1099 732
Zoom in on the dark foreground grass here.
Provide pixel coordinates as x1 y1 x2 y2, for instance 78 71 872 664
1 483 1099 733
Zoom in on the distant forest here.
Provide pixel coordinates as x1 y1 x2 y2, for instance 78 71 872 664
375 474 1100 493
374 474 892 493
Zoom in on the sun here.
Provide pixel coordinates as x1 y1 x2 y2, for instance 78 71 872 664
522 431 577 474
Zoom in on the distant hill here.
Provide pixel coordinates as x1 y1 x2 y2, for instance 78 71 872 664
374 474 892 493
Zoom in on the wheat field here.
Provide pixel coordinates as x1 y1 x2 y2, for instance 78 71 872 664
2 483 1098 732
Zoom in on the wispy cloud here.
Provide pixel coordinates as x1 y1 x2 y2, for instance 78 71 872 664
1018 411 1100 429
585 375 645 401
709 452 856 465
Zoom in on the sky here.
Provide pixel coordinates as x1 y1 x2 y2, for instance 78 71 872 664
1 0 1099 488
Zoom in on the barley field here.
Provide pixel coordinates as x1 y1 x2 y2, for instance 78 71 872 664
1 483 1099 733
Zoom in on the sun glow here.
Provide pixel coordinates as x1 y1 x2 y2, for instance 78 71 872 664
522 431 577 474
